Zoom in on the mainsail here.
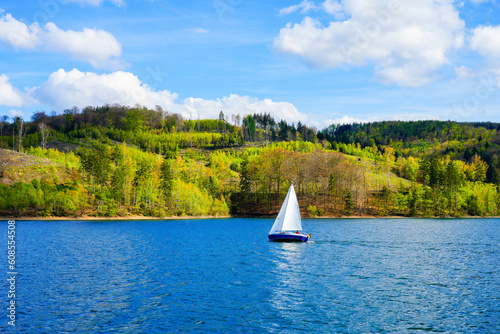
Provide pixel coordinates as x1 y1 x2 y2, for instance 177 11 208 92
269 184 302 234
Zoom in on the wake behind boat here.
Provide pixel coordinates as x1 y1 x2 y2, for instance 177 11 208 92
268 184 309 242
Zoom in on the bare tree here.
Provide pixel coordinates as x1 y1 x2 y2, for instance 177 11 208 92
38 122 51 149
14 117 27 152
235 113 241 127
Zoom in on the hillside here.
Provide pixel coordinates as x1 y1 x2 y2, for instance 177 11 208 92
0 106 499 218
318 120 500 183
0 148 76 186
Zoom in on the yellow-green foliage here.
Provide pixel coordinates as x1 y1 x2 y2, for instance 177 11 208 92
25 146 80 169
209 151 239 181
170 179 228 216
2 134 499 218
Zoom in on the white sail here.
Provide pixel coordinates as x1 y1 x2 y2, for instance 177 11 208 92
269 184 302 234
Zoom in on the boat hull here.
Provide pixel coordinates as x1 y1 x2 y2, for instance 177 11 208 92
268 233 308 242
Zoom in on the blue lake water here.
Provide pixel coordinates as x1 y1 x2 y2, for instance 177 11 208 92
1 218 499 333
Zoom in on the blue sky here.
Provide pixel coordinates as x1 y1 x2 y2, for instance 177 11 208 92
1 0 500 129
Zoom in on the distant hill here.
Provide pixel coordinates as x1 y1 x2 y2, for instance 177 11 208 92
0 106 499 218
318 120 500 184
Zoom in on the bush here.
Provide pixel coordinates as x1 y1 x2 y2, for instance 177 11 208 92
307 205 319 217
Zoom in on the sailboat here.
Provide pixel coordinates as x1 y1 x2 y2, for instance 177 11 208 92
268 184 309 242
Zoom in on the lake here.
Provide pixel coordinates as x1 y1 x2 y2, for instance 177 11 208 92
1 218 499 333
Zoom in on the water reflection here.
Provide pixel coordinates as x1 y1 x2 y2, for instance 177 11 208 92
268 243 308 324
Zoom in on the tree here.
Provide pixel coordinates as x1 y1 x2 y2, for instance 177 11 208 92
111 146 127 202
239 154 251 194
63 108 76 131
383 147 395 189
243 115 255 141
92 143 111 192
380 185 391 215
78 143 111 194
160 157 174 210
134 157 154 213
125 108 144 134
470 155 488 182
14 117 27 152
38 122 51 149
269 148 287 195
491 154 500 185
328 172 337 213
344 190 354 215
0 115 8 148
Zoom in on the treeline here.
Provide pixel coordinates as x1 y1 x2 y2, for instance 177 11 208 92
0 104 318 153
233 144 498 217
319 120 500 148
318 120 500 184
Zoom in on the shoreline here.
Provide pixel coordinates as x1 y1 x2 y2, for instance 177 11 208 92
0 215 231 221
1 215 498 221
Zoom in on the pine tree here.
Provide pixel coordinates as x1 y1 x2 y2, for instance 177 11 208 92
344 190 354 215
160 157 174 211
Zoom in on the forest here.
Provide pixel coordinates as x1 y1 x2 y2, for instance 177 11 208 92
0 104 499 218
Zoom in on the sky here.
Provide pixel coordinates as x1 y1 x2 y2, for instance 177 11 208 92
1 0 500 129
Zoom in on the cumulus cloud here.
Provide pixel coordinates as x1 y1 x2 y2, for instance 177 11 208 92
176 95 307 123
323 0 344 19
29 68 308 123
279 0 317 15
469 25 500 59
0 13 125 69
0 13 41 49
0 74 29 107
42 23 125 69
32 69 178 111
274 0 465 86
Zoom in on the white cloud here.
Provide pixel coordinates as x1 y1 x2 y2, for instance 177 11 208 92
0 14 41 50
42 22 125 69
390 113 443 121
325 112 445 126
8 109 24 119
323 0 343 19
455 65 474 79
0 74 28 107
30 68 308 123
274 0 465 86
64 0 126 7
325 115 368 125
175 95 307 123
279 0 317 15
469 25 500 59
32 69 178 111
0 13 125 69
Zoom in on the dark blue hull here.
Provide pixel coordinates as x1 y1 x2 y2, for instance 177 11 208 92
268 233 308 242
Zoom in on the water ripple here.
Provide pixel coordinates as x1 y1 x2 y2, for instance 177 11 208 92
0 218 498 333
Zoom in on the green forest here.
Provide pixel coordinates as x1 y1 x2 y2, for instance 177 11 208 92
1 105 499 218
